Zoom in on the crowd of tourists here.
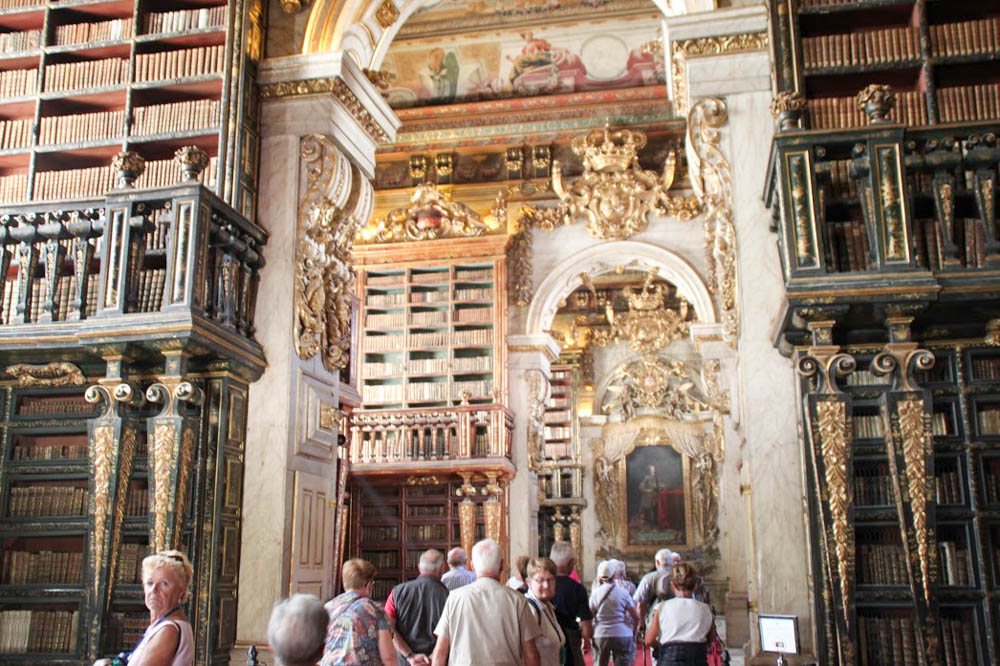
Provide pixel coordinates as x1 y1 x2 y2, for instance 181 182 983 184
266 539 721 666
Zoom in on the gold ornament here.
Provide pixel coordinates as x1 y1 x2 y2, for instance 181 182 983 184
4 361 85 387
361 183 496 243
524 125 699 241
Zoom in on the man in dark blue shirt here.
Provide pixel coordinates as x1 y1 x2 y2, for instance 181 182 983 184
549 541 593 666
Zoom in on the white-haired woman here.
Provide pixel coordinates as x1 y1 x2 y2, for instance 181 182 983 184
94 549 195 666
590 559 639 666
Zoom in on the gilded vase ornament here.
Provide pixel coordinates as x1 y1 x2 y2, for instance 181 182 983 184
523 125 699 240
856 84 897 124
111 150 145 188
770 91 807 131
174 146 209 181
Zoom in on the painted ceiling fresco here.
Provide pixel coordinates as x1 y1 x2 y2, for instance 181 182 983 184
382 15 664 109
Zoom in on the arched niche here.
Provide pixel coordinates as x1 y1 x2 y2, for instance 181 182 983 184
525 240 717 338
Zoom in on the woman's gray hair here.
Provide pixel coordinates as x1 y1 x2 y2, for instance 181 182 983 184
471 538 502 576
141 550 194 603
549 541 575 569
267 594 329 666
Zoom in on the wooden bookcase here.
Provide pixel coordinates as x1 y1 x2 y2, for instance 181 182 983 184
358 256 505 410
0 0 260 219
349 480 484 601
773 0 1000 129
812 345 1000 664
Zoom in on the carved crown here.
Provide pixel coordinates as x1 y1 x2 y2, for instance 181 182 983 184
572 124 647 173
625 281 666 311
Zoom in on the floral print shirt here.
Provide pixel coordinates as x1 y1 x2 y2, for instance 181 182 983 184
320 591 390 666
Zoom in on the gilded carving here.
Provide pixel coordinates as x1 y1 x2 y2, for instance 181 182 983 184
522 125 699 241
856 84 897 123
90 423 114 599
296 136 368 372
671 32 768 116
406 475 440 486
482 473 502 543
986 318 1000 346
280 0 311 13
361 183 497 243
525 368 550 472
596 268 691 354
507 223 533 307
686 99 739 347
898 397 932 605
456 473 477 558
815 399 851 622
5 362 85 387
375 0 399 28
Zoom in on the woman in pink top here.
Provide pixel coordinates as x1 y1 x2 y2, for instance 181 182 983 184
94 550 195 666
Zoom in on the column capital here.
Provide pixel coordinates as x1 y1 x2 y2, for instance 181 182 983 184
508 334 562 364
258 51 401 178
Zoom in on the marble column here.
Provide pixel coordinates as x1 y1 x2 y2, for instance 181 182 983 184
507 333 561 563
235 51 399 660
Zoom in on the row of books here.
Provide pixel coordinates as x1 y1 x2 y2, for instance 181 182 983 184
360 525 399 542
360 550 400 569
409 311 446 325
457 268 493 280
366 274 405 287
39 109 125 146
109 611 147 653
843 368 889 386
7 485 87 517
454 287 493 301
454 329 492 346
982 469 1000 505
408 505 446 518
854 413 884 439
407 382 449 401
0 173 27 203
147 218 171 250
133 268 166 313
454 307 492 323
939 540 973 586
0 67 37 98
0 28 40 54
453 356 491 372
410 273 449 285
824 219 870 273
935 471 962 505
822 159 860 199
366 269 493 287
857 614 920 666
133 154 218 191
125 483 149 517
452 379 492 399
134 45 225 84
364 361 406 377
43 57 128 93
32 163 114 201
364 334 403 352
409 331 448 348
407 524 447 541
977 406 1000 435
408 291 448 303
2 550 82 585
10 440 88 461
0 117 32 150
855 472 893 506
0 0 39 9
366 313 405 328
146 6 228 35
802 26 919 70
1 274 99 324
54 17 135 46
116 543 151 584
937 83 1000 124
929 17 1000 59
940 617 979 666
549 397 571 409
970 357 1000 381
912 217 943 271
366 292 406 306
0 609 78 654
17 394 92 417
545 410 571 423
362 383 405 403
407 358 449 374
807 89 926 129
545 425 572 440
363 357 492 376
372 579 394 601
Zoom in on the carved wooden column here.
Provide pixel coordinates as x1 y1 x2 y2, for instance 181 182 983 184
483 472 504 547
145 352 203 552
457 473 477 560
84 352 142 661
796 315 856 666
871 312 943 666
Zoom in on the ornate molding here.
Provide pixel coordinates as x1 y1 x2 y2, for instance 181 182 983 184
588 268 692 354
295 136 369 372
359 183 499 243
686 98 738 346
815 398 852 624
525 368 550 472
897 397 932 605
507 223 534 308
375 0 399 28
4 361 85 387
258 78 388 143
671 32 768 116
521 125 699 240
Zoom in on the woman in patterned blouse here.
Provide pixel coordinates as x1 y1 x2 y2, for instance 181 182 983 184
321 559 396 666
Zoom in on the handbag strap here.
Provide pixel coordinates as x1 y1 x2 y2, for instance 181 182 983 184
594 583 615 614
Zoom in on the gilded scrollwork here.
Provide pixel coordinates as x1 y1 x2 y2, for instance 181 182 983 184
360 183 498 243
295 136 370 373
686 98 738 347
525 369 550 472
507 224 534 308
898 397 933 605
671 33 768 117
522 125 699 241
4 361 85 387
815 398 852 622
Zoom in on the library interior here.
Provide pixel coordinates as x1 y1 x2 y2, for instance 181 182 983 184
0 0 999 664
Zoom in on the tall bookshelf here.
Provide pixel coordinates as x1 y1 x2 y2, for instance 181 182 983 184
772 0 1000 129
349 480 485 601
358 258 505 410
0 0 261 219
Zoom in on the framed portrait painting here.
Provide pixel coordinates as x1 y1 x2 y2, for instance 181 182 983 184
620 440 692 549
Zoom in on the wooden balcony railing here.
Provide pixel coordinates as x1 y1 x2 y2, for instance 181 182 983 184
348 403 513 466
0 182 267 371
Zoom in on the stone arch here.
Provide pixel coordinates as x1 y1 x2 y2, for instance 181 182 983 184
525 240 717 337
301 0 718 69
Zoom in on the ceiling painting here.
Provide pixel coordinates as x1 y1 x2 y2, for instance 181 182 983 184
382 17 663 108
